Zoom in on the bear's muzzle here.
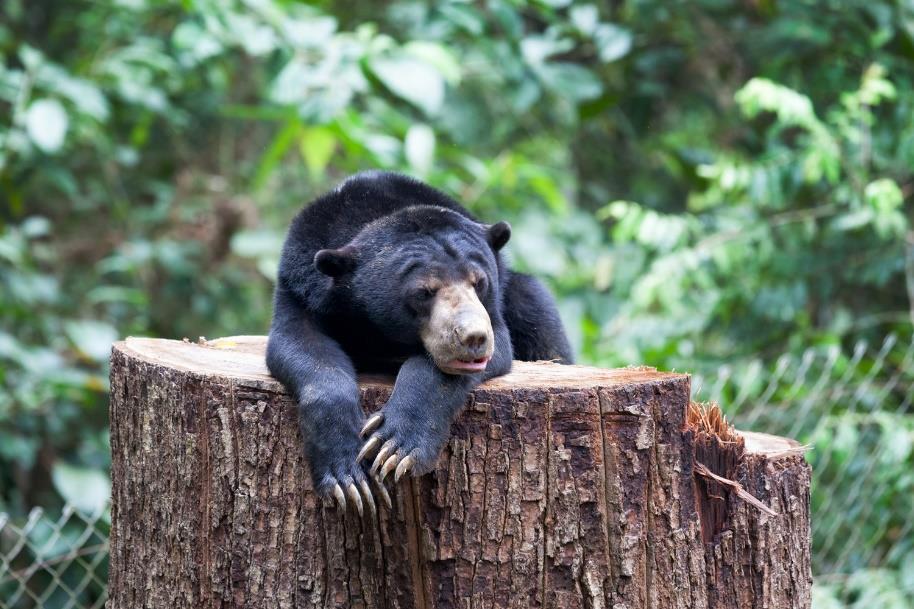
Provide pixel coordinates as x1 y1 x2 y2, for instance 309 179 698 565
421 282 495 375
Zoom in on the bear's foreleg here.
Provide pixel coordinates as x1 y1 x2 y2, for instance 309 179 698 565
266 299 386 515
358 319 513 483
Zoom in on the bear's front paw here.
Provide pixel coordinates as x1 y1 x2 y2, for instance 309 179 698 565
356 402 449 485
310 445 391 516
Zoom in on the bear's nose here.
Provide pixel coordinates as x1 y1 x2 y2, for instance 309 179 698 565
455 316 490 352
458 327 487 350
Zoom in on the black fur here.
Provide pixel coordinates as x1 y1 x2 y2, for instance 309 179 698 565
266 171 573 495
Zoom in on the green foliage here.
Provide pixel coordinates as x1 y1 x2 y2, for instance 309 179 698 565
1 0 913 606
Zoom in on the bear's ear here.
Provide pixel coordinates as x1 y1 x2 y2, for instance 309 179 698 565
314 246 358 277
486 221 511 251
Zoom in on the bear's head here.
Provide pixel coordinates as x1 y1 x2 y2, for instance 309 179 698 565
314 206 510 375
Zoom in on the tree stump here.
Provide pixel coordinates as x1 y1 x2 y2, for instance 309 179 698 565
108 336 811 609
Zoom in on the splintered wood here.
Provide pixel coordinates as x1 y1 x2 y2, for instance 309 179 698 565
108 336 812 609
688 402 776 535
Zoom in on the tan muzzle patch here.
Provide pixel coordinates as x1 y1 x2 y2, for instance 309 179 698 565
420 282 495 375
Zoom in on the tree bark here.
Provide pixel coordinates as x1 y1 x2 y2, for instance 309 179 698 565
108 336 811 609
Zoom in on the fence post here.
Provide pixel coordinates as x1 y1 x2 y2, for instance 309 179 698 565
108 336 811 609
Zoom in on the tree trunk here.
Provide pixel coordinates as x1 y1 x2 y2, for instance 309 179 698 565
108 336 811 609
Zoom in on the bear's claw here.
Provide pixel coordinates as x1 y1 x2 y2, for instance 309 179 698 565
360 413 383 438
346 482 364 518
394 455 414 482
373 478 393 509
358 479 376 518
325 471 383 518
359 393 448 493
357 436 381 462
369 439 397 474
374 478 394 510
379 453 400 482
332 483 347 511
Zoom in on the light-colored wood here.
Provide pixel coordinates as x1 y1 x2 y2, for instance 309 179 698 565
119 335 685 389
108 336 812 609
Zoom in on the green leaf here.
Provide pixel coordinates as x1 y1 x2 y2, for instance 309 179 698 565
537 63 603 102
438 4 485 35
735 78 817 127
172 21 223 63
570 5 599 34
64 320 119 362
878 417 913 465
21 216 51 238
832 209 874 232
283 16 337 48
594 24 632 62
299 126 337 179
231 230 282 281
405 124 436 177
25 98 68 153
521 35 574 65
0 331 24 360
52 462 110 514
864 178 903 212
257 257 279 282
225 13 278 56
490 1 523 39
811 584 844 609
230 229 283 259
402 41 461 84
368 54 445 115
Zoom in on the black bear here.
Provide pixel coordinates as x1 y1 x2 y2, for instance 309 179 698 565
266 171 572 516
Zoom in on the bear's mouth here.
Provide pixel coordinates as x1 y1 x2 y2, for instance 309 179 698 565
442 356 490 373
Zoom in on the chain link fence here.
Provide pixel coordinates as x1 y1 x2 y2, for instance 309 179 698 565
1 334 912 608
693 333 914 606
0 505 108 609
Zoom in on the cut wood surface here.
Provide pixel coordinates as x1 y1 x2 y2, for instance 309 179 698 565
108 336 812 609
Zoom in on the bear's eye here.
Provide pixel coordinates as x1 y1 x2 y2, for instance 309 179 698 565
415 287 437 301
472 275 488 294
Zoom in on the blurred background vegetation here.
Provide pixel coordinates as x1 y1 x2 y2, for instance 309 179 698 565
1 0 913 607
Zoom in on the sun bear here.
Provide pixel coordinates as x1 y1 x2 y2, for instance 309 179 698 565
266 171 572 516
